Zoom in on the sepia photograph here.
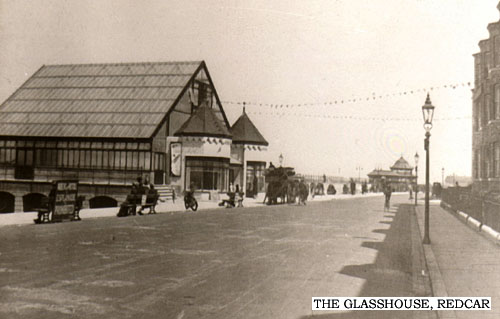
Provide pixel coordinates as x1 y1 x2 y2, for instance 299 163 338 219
0 0 499 318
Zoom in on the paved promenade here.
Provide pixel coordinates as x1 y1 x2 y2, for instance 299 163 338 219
0 192 385 227
1 194 412 319
415 203 500 319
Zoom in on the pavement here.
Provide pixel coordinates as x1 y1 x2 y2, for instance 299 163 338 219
415 201 500 319
0 191 385 227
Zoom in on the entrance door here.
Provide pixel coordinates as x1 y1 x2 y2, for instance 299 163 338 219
154 170 164 185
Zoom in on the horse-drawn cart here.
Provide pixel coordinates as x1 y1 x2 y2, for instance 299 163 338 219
264 166 296 205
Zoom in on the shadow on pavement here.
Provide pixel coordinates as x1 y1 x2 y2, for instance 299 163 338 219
298 204 418 319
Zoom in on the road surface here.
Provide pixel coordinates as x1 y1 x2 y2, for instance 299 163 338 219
0 194 419 319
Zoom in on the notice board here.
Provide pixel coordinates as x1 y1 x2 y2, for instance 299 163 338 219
53 180 78 221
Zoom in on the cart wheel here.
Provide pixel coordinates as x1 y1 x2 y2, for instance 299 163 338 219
191 201 198 211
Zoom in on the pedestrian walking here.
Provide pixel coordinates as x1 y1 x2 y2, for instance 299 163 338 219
235 184 244 207
384 185 392 212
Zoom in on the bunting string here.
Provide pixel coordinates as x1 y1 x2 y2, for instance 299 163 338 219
244 110 471 122
220 81 472 109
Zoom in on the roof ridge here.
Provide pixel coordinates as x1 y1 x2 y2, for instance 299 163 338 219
42 61 203 68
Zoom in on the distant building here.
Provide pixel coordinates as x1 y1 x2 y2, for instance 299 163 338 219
444 175 472 188
472 2 500 195
0 61 268 212
367 156 416 192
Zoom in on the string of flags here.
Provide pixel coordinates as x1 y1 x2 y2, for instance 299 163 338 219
244 110 471 122
220 81 472 109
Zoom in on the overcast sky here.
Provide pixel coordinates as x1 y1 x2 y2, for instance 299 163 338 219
1 0 498 183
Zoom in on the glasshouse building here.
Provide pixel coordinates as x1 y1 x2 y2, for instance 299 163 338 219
0 61 268 212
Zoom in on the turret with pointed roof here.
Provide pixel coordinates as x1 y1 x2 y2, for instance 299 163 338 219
230 107 268 146
174 106 232 138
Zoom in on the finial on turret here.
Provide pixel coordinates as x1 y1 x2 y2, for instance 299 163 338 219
243 101 246 114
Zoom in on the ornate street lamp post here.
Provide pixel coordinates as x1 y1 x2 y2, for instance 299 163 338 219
414 152 419 206
422 94 435 245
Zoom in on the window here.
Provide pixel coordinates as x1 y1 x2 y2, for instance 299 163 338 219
108 151 115 169
185 157 229 191
102 151 109 168
478 101 483 129
495 36 500 66
482 148 488 179
144 152 151 170
126 152 134 169
475 55 481 84
79 150 86 168
495 144 500 178
246 161 266 194
153 153 164 171
485 51 491 76
62 149 69 167
481 100 488 127
119 151 126 169
92 150 100 168
487 95 494 121
68 150 75 167
0 141 15 166
132 152 139 170
496 85 500 119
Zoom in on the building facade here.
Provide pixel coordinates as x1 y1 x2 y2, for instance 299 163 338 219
0 61 268 212
367 156 416 192
472 3 500 195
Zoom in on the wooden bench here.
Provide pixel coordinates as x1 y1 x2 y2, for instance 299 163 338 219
34 197 51 224
139 192 159 215
34 180 82 224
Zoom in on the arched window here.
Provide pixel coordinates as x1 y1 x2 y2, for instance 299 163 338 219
89 196 117 209
22 193 47 212
0 192 15 213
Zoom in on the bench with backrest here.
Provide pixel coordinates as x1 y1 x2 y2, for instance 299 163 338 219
34 197 51 224
139 188 159 215
34 181 81 224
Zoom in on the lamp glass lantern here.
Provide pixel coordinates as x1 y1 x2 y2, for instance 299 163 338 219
422 94 435 133
414 152 419 167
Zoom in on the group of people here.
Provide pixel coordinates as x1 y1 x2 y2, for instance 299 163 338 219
117 176 159 217
341 180 369 195
219 183 244 208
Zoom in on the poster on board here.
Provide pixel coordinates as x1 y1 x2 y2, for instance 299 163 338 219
170 142 182 177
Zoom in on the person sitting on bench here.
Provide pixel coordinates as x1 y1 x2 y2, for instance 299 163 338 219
138 184 159 215
219 183 236 208
34 182 57 224
235 184 244 207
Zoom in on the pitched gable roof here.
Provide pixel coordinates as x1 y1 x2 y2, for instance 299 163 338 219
230 110 268 146
174 106 231 138
0 61 202 138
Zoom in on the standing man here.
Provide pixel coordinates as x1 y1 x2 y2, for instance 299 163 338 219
384 184 392 212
